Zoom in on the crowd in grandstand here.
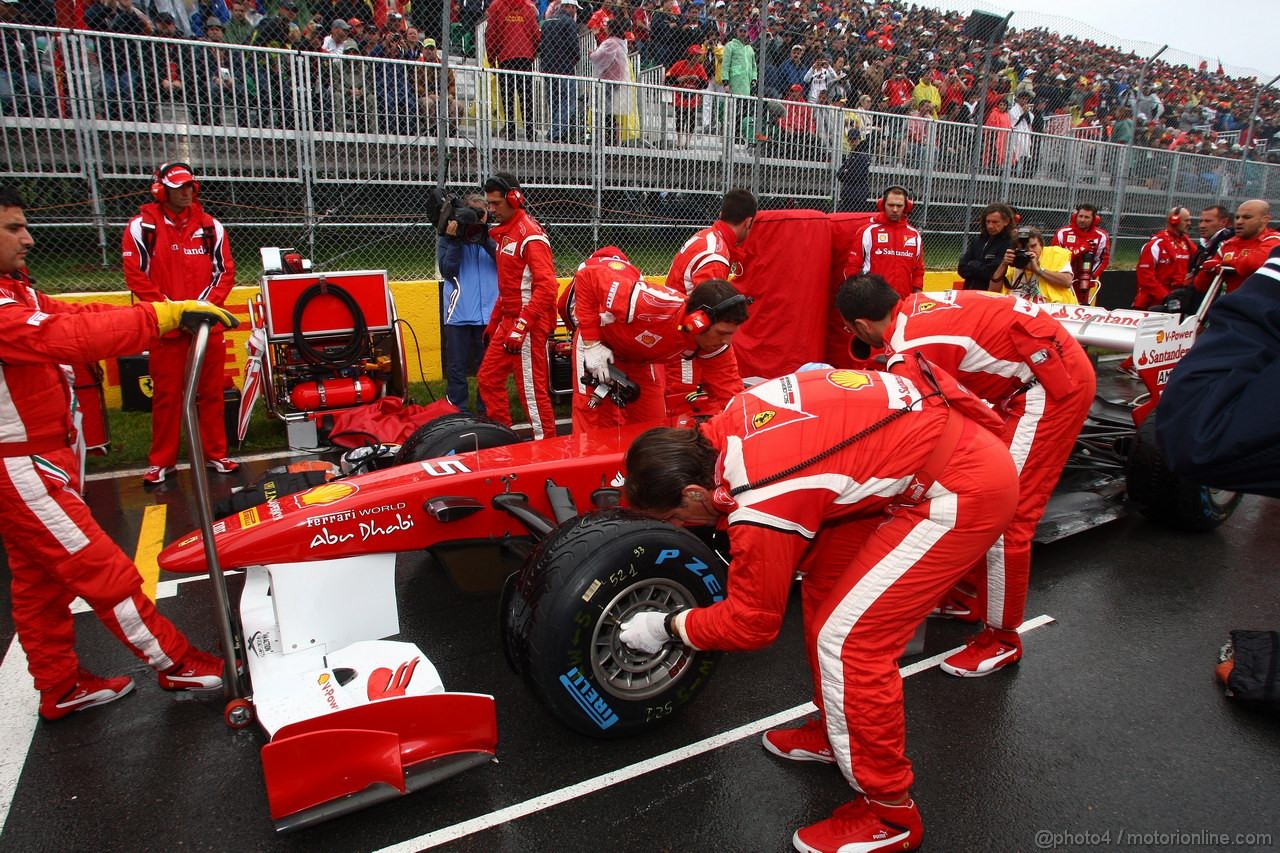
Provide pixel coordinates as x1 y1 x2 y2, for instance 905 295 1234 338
0 0 1276 164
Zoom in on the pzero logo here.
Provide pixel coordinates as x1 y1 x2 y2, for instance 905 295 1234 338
560 667 619 729
827 370 874 391
752 409 776 429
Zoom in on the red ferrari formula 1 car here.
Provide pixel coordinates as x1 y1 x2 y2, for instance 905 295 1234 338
158 257 1238 832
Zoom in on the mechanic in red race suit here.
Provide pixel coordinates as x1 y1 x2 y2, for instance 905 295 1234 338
1052 203 1110 305
0 188 232 721
476 173 559 439
840 185 924 300
837 276 1095 677
664 188 755 413
564 248 749 431
1134 207 1195 310
1193 199 1280 295
619 367 1018 853
123 162 238 486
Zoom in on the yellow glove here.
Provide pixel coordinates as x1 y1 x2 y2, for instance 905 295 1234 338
150 300 238 336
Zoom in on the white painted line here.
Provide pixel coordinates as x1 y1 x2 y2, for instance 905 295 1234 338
374 614 1057 853
0 638 38 835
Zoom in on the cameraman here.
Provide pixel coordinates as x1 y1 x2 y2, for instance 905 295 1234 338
990 227 1076 304
437 192 498 413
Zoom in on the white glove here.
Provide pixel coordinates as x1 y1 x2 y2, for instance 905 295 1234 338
582 340 615 385
619 611 670 654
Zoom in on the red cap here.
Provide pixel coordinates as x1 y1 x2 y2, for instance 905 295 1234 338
347 17 363 26
160 164 196 188
687 43 705 54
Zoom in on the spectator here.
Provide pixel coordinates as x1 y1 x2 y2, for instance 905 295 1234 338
321 17 353 54
0 187 231 723
0 3 52 117
437 192 498 414
189 17 243 125
223 1 254 43
989 227 1076 304
418 37 457 136
1008 90 1034 175
145 12 192 119
982 96 1011 168
957 202 1015 291
881 66 912 111
486 0 541 141
911 69 939 111
720 22 755 139
842 186 924 299
590 17 630 146
836 126 871 212
1053 203 1110 305
539 0 580 144
84 0 152 121
476 172 560 440
123 163 239 484
776 83 817 157
369 27 418 135
647 0 679 70
667 43 709 149
903 100 936 168
803 53 836 105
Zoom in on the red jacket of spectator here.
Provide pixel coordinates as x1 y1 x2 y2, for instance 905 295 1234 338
1053 212 1111 279
488 208 557 328
881 76 912 108
779 97 816 134
1134 228 1194 309
486 0 541 64
1195 229 1280 294
666 57 708 109
842 212 925 298
665 219 737 295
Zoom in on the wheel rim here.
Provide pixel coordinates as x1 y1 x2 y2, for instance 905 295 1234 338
590 578 701 702
1205 487 1239 512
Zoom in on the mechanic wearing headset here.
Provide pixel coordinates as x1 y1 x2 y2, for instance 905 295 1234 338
1052 203 1110 305
619 365 1018 853
564 246 748 431
841 185 925 299
1134 207 1195 310
0 187 233 720
123 162 238 486
664 188 755 414
837 276 1095 678
476 172 559 440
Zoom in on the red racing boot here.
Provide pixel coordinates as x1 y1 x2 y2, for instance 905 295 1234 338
792 796 923 852
39 669 135 721
762 716 836 764
940 627 1023 677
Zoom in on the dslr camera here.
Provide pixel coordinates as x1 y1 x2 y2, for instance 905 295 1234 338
1011 228 1034 270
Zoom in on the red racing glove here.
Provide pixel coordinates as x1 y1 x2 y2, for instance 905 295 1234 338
502 316 530 354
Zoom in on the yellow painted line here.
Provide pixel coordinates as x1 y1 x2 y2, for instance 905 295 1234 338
134 504 167 602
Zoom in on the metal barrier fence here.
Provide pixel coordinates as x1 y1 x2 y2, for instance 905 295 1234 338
1 23 1276 292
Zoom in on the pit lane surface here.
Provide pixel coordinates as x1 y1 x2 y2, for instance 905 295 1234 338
0 460 1278 853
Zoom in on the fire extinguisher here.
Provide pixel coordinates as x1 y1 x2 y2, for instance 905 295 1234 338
289 376 377 410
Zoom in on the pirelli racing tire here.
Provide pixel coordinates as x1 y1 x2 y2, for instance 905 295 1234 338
502 509 727 739
394 412 521 465
1125 413 1242 532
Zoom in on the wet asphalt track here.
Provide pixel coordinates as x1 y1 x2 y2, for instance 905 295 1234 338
0 451 1278 853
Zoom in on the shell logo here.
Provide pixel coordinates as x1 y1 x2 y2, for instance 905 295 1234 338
828 370 874 391
299 482 358 506
1156 330 1164 343
752 409 776 429
607 261 628 271
317 672 330 686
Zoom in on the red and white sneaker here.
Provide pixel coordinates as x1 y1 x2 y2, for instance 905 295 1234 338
39 669 135 721
763 716 836 764
940 627 1023 677
793 797 923 853
206 457 240 474
141 465 176 485
158 650 225 691
928 595 981 623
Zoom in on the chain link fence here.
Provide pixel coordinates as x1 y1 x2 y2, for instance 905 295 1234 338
0 6 1276 293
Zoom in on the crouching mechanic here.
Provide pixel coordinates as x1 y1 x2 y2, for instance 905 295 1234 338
837 275 1095 676
0 188 233 720
567 247 749 430
619 366 1018 852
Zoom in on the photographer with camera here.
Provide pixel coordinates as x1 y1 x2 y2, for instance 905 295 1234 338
565 247 748 432
990 227 1076 305
435 191 498 414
